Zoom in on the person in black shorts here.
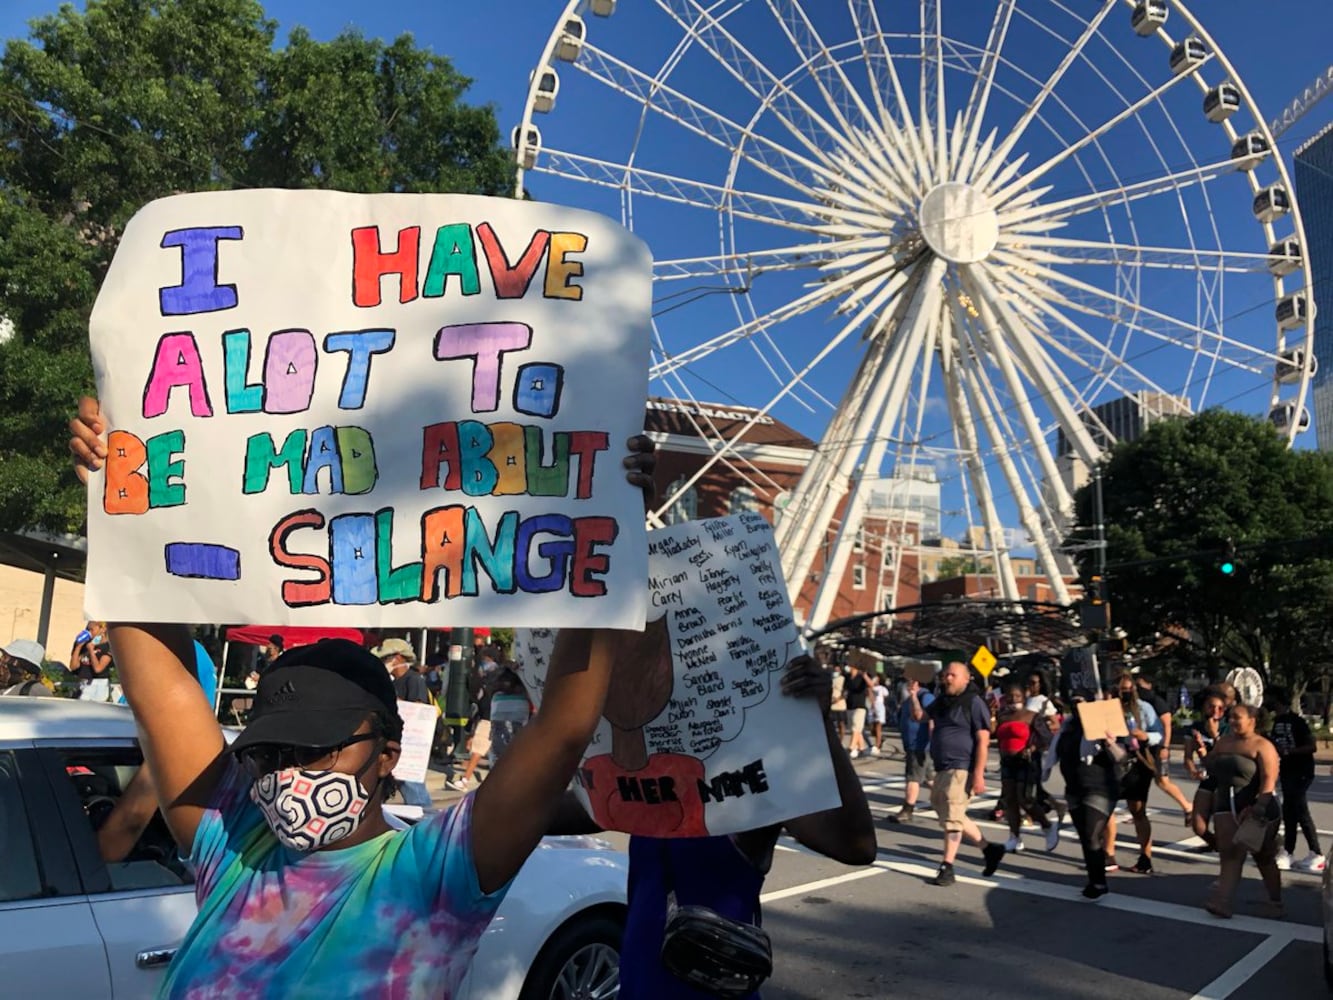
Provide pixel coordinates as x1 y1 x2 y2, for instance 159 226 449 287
1135 672 1193 820
1185 689 1228 851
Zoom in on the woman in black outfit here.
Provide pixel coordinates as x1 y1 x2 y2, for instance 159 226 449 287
1268 688 1323 872
1043 688 1121 899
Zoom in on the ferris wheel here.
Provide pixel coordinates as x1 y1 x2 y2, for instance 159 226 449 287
515 0 1315 627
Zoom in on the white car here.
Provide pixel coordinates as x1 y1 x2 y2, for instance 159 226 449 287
0 698 626 999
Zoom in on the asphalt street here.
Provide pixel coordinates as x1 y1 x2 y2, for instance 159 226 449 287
758 755 1331 1000
434 754 1333 998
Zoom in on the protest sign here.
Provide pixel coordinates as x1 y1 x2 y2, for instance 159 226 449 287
85 190 652 628
1076 698 1129 741
513 512 840 838
902 660 937 685
392 700 439 784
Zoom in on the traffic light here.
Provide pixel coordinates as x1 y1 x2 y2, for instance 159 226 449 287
1086 575 1104 603
1219 539 1238 576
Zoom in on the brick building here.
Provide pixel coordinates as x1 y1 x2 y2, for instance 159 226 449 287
644 397 921 625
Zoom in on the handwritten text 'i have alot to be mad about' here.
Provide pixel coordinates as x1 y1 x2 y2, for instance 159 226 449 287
104 220 623 608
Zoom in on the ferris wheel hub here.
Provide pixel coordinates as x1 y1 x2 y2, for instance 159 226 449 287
918 182 999 264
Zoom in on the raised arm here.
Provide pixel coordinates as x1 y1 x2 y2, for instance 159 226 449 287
470 628 616 894
106 625 228 850
71 397 226 850
469 435 655 894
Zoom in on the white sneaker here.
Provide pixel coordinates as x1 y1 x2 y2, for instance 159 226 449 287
1275 850 1292 871
869 745 881 755
1004 836 1024 852
446 778 469 792
1296 853 1327 873
849 749 860 759
1045 821 1062 853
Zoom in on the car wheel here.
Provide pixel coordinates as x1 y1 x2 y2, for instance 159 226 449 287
518 913 623 1000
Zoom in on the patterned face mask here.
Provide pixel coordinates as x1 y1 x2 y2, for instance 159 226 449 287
249 767 374 852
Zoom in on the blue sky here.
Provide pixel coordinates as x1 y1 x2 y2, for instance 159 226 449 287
5 1 1333 544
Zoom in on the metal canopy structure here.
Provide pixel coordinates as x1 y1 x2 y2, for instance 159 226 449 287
516 1 1315 632
812 599 1086 661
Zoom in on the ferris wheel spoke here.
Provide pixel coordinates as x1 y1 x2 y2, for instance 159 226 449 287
940 315 1020 601
1019 262 1277 372
992 267 1181 407
958 268 1073 513
653 247 913 380
658 258 923 535
572 42 840 200
846 0 934 185
965 265 1103 465
652 239 885 283
952 330 1071 602
534 148 866 233
650 270 871 381
1000 157 1238 229
993 59 1214 205
794 259 947 606
916 0 945 175
959 0 1017 164
974 0 1119 190
761 0 877 141
654 0 876 170
997 238 1275 275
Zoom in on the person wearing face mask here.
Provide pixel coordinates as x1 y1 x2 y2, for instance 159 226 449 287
69 395 658 998
1103 674 1163 875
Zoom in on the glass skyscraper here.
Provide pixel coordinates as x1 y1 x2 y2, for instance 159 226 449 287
1294 123 1333 450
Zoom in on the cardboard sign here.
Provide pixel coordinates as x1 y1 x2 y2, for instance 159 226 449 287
513 513 840 837
1076 698 1130 740
903 660 937 685
392 700 439 784
85 190 652 628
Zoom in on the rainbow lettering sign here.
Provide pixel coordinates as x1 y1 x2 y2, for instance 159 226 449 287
85 190 652 628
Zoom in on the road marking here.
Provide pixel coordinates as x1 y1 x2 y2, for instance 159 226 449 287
768 833 1318 942
1187 936 1293 999
866 851 1321 943
759 866 888 903
861 774 1328 877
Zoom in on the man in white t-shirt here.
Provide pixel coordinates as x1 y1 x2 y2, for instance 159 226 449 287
870 676 889 754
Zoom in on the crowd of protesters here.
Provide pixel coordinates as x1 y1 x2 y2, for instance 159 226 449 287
843 649 1324 914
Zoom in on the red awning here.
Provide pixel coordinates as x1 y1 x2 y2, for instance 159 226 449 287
224 625 364 649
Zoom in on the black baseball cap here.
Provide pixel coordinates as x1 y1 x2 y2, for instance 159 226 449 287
229 639 402 753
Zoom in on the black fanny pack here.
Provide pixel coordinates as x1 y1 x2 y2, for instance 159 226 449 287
658 842 773 998
660 904 773 998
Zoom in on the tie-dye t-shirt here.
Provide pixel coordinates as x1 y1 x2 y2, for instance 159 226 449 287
158 761 507 998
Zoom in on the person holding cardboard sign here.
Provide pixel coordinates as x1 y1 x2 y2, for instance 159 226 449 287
1045 685 1127 899
72 397 658 998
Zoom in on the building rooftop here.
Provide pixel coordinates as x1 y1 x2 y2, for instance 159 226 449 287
644 397 817 450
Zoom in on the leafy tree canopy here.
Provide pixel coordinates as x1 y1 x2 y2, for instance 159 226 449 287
0 0 513 534
1071 409 1333 701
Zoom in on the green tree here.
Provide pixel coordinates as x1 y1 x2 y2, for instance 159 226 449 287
936 554 986 579
1070 410 1333 702
0 0 513 534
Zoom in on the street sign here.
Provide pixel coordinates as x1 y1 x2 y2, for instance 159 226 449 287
970 644 997 678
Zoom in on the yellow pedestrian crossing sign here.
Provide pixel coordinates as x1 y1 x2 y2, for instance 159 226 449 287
970 644 997 678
